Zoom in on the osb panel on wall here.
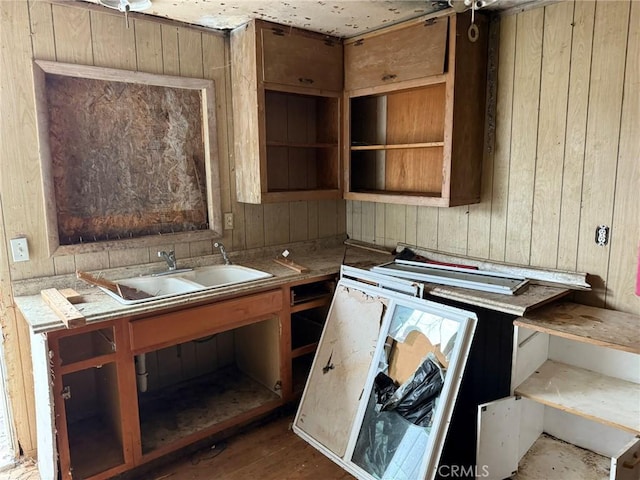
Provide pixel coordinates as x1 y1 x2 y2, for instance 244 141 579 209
46 74 208 245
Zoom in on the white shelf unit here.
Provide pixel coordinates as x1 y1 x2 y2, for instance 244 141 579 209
478 302 640 480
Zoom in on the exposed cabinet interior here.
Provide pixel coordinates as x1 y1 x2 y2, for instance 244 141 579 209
61 364 125 479
343 12 488 207
295 272 478 480
47 289 285 479
265 91 340 195
57 326 115 366
137 317 281 455
287 276 335 396
349 84 446 197
231 19 343 203
478 302 640 480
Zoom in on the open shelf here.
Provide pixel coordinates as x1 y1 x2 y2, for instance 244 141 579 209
513 434 610 480
516 302 640 354
291 306 328 353
264 90 340 197
351 142 444 151
138 365 280 454
290 279 334 307
58 326 116 367
347 83 446 200
515 360 640 434
267 141 338 148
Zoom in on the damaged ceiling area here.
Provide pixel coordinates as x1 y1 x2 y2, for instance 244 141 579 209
79 0 546 37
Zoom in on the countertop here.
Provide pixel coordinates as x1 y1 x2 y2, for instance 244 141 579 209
15 241 391 334
14 239 572 334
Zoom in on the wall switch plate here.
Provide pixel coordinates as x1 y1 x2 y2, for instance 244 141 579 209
224 212 234 230
10 237 29 262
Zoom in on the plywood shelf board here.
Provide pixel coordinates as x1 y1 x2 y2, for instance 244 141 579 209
516 302 640 354
515 360 640 434
513 433 610 480
291 343 318 359
138 366 280 454
350 142 445 151
266 142 338 148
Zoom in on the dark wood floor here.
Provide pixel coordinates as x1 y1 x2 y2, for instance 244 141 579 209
138 413 353 480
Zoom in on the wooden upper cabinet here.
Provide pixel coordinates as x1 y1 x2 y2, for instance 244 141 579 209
260 22 343 91
343 12 489 207
231 20 343 204
344 16 449 91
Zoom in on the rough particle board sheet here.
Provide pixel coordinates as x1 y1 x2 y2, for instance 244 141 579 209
515 301 640 354
514 434 610 480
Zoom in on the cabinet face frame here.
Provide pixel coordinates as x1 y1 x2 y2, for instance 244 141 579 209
294 276 477 480
49 319 136 480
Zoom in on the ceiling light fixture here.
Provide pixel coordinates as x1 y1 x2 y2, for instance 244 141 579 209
98 0 152 12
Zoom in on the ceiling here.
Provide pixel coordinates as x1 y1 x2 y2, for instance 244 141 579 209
80 0 543 37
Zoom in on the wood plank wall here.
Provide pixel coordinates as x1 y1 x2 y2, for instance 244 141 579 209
0 0 345 457
347 0 639 315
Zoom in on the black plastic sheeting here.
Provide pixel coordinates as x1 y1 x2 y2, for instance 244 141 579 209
380 356 444 427
352 355 444 478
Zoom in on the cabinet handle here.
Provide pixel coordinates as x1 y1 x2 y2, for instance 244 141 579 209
298 78 314 85
381 74 397 81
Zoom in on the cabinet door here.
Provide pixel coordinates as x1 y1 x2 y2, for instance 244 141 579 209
344 16 448 91
294 282 386 457
260 23 343 91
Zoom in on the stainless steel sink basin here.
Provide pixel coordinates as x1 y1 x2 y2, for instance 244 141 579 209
179 265 272 288
101 265 272 305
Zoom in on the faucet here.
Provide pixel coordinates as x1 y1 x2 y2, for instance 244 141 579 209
214 242 231 265
157 250 177 271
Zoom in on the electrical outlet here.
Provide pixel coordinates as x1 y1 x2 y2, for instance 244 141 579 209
224 212 234 230
10 237 29 262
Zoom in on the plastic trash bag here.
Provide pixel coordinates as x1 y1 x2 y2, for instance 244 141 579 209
380 354 444 427
351 355 445 479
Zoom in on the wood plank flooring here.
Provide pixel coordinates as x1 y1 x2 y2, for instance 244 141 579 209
0 413 350 480
137 413 353 480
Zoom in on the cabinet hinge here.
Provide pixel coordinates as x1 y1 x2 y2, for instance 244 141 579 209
353 39 364 47
271 28 285 36
61 385 71 400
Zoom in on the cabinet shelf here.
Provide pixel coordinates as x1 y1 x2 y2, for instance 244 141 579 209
138 365 280 454
267 141 338 149
514 360 640 434
516 302 640 354
292 343 319 359
513 434 610 480
350 142 444 151
67 416 125 479
59 353 117 375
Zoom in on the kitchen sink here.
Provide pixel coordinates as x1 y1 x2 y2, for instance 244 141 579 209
178 264 273 288
101 265 273 305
